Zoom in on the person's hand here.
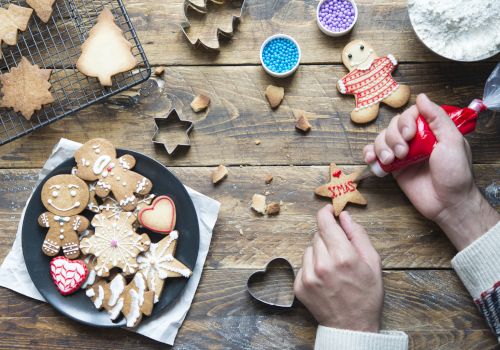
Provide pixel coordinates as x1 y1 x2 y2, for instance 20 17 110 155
364 93 499 250
294 207 383 333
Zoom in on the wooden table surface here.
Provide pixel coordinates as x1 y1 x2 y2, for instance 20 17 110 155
1 0 499 349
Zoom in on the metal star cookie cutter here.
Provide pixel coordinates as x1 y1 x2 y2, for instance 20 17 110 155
180 0 246 51
152 109 194 156
247 257 296 308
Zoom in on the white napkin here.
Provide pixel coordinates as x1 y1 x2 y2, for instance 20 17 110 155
0 138 220 345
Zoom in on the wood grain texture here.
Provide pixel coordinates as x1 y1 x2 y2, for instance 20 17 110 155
1 63 498 168
1 166 498 269
0 270 497 349
122 0 499 65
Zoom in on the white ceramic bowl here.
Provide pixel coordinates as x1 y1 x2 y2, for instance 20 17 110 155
316 0 358 37
260 34 301 78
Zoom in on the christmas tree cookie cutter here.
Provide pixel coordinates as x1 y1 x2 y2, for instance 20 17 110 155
152 109 194 156
180 0 246 51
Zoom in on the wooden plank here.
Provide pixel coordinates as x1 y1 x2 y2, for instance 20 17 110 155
1 63 498 168
0 270 497 349
1 166 498 269
124 0 498 65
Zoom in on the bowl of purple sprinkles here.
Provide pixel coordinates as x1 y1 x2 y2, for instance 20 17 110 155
316 0 358 37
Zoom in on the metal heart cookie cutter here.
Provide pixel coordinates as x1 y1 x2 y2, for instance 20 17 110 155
152 109 194 156
180 0 246 51
247 257 296 308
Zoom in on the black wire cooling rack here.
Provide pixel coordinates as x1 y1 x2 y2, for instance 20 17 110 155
0 0 151 146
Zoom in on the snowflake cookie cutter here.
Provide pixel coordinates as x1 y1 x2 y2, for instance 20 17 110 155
247 257 296 308
152 109 194 156
180 0 246 51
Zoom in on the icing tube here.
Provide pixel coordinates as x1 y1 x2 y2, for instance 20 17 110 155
369 63 500 177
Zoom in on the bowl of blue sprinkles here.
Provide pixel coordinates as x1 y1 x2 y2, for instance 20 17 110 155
260 34 301 78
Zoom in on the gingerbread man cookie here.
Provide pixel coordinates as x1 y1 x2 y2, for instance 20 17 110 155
337 40 410 124
73 138 153 211
137 231 192 303
80 212 151 277
86 272 154 327
315 163 367 216
38 175 90 259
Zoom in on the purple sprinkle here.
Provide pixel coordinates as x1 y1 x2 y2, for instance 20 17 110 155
318 0 356 32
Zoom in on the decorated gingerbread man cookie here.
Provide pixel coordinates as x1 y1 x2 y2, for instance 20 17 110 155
80 212 151 277
337 40 410 124
73 138 153 211
137 231 192 303
86 272 154 327
315 163 367 216
38 175 90 259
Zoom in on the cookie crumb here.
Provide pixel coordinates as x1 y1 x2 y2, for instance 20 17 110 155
295 112 312 133
265 175 273 184
239 229 244 235
265 85 284 109
266 202 280 216
191 94 210 112
212 165 228 184
154 66 165 76
255 139 261 145
251 194 266 214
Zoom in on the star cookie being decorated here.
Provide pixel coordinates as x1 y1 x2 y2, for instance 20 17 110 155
315 163 367 216
137 231 192 303
80 212 151 277
0 57 54 119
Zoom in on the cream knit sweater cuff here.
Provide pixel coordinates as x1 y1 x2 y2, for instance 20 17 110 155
314 326 408 350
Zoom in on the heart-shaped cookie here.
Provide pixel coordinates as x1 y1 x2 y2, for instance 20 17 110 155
138 195 176 234
247 258 295 308
50 256 89 296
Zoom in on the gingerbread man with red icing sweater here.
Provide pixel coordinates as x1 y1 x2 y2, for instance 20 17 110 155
73 138 153 211
337 40 411 124
38 175 90 259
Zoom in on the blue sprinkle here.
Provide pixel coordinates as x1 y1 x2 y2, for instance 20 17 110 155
262 37 300 74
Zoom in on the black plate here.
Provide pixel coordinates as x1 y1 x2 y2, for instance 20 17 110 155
22 150 200 327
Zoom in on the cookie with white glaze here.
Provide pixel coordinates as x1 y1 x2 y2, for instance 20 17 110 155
73 138 153 211
38 174 90 259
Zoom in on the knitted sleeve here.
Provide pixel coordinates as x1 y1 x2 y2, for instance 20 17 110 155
452 221 500 342
314 326 408 350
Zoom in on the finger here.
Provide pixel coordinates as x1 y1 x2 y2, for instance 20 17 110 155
397 105 419 141
416 94 462 144
316 205 353 253
385 116 409 159
374 130 395 165
363 144 376 163
313 232 330 267
339 212 381 271
301 246 320 287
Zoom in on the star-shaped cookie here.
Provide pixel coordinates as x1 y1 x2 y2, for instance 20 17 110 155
0 57 54 120
315 163 367 216
137 231 192 303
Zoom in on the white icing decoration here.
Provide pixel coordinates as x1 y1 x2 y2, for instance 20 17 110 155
68 184 79 189
73 217 81 231
97 181 112 190
54 216 70 222
120 195 136 207
108 276 126 307
41 213 49 227
48 200 81 212
94 285 105 308
50 185 61 190
60 229 64 233
86 289 95 297
52 191 59 197
119 157 131 170
109 298 124 320
93 155 112 175
70 190 77 197
59 235 64 240
122 182 127 186
136 178 148 193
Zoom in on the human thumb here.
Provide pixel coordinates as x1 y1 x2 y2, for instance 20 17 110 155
416 93 461 143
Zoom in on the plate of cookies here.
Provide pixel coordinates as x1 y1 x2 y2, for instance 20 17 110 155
21 138 199 328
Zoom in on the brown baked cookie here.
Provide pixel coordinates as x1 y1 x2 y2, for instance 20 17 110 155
26 0 55 23
0 5 33 59
338 40 410 124
0 56 54 120
39 174 90 259
73 138 153 211
86 272 154 327
80 212 151 277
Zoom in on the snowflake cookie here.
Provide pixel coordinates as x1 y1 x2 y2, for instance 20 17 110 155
80 212 151 277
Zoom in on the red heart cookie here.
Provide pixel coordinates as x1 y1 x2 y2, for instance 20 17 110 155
138 195 176 234
50 256 88 296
